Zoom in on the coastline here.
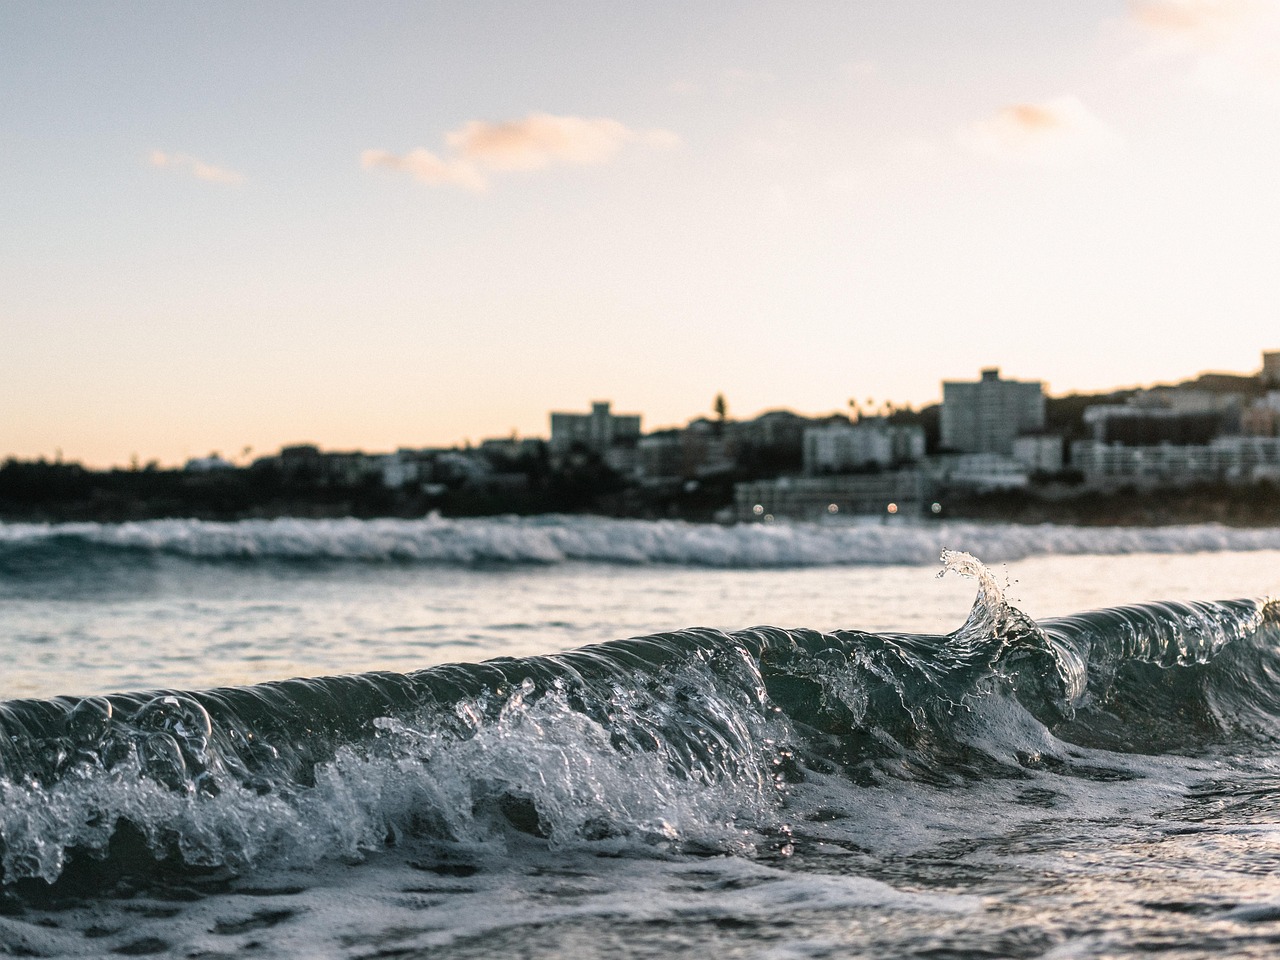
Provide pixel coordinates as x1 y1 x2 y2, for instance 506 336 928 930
3 472 1280 529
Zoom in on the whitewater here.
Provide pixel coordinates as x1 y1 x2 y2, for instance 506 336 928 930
3 515 1280 958
6 513 1280 565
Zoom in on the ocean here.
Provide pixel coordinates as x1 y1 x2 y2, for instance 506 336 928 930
3 514 1280 958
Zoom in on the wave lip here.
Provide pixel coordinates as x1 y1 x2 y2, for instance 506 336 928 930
5 516 1280 568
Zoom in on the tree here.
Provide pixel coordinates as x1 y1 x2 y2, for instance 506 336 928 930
712 393 728 438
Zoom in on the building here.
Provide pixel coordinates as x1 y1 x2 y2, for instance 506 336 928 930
940 368 1045 455
1071 436 1280 488
1082 390 1240 446
184 454 235 472
635 431 683 483
478 437 543 460
265 445 381 485
1242 393 1280 437
933 453 1030 493
277 444 323 474
1263 351 1280 389
1082 405 1224 446
379 450 422 489
679 419 737 478
802 420 925 475
548 401 641 456
730 410 812 450
1011 435 1064 474
378 448 450 489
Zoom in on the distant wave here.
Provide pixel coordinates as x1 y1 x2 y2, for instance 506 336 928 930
3 515 1280 568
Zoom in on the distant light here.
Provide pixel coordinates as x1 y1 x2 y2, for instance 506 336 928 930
931 502 942 515
753 504 764 516
886 502 898 515
827 503 839 514
764 513 775 523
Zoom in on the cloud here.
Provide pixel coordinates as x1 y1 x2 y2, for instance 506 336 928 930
360 149 486 192
1128 0 1280 92
1131 0 1257 39
149 151 245 185
363 112 679 191
958 97 1120 166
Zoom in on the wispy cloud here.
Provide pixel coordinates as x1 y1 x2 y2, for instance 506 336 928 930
1128 0 1280 93
359 149 486 191
958 97 1120 166
1131 0 1258 40
149 150 245 185
363 112 678 191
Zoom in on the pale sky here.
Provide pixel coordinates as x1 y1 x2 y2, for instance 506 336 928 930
3 1 1279 466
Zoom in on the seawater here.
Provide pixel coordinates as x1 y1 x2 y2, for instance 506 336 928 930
3 516 1280 958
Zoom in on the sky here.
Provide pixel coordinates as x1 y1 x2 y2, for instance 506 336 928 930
3 1 1279 467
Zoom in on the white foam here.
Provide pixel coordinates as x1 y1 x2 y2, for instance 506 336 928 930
0 670 783 885
5 515 1280 568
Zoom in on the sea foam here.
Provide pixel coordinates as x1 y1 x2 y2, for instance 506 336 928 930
3 515 1280 567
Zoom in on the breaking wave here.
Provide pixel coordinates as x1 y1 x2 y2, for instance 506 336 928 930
4 515 1280 567
3 551 1279 889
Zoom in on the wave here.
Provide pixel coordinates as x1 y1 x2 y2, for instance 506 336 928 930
5 550 1280 890
2 552 1278 889
4 515 1280 568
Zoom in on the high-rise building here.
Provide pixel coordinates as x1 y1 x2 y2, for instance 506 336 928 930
940 368 1045 455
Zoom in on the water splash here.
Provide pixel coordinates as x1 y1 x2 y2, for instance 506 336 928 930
937 549 1009 633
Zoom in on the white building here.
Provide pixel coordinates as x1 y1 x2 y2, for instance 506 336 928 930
802 420 925 474
940 368 1045 455
379 451 420 489
933 454 1030 493
1011 435 1064 474
1071 436 1280 488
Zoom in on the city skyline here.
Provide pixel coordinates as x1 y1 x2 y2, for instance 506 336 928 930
15 351 1276 470
4 2 1279 467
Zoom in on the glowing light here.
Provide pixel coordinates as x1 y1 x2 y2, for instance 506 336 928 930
886 503 898 515
827 503 839 514
931 502 942 515
753 504 764 516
